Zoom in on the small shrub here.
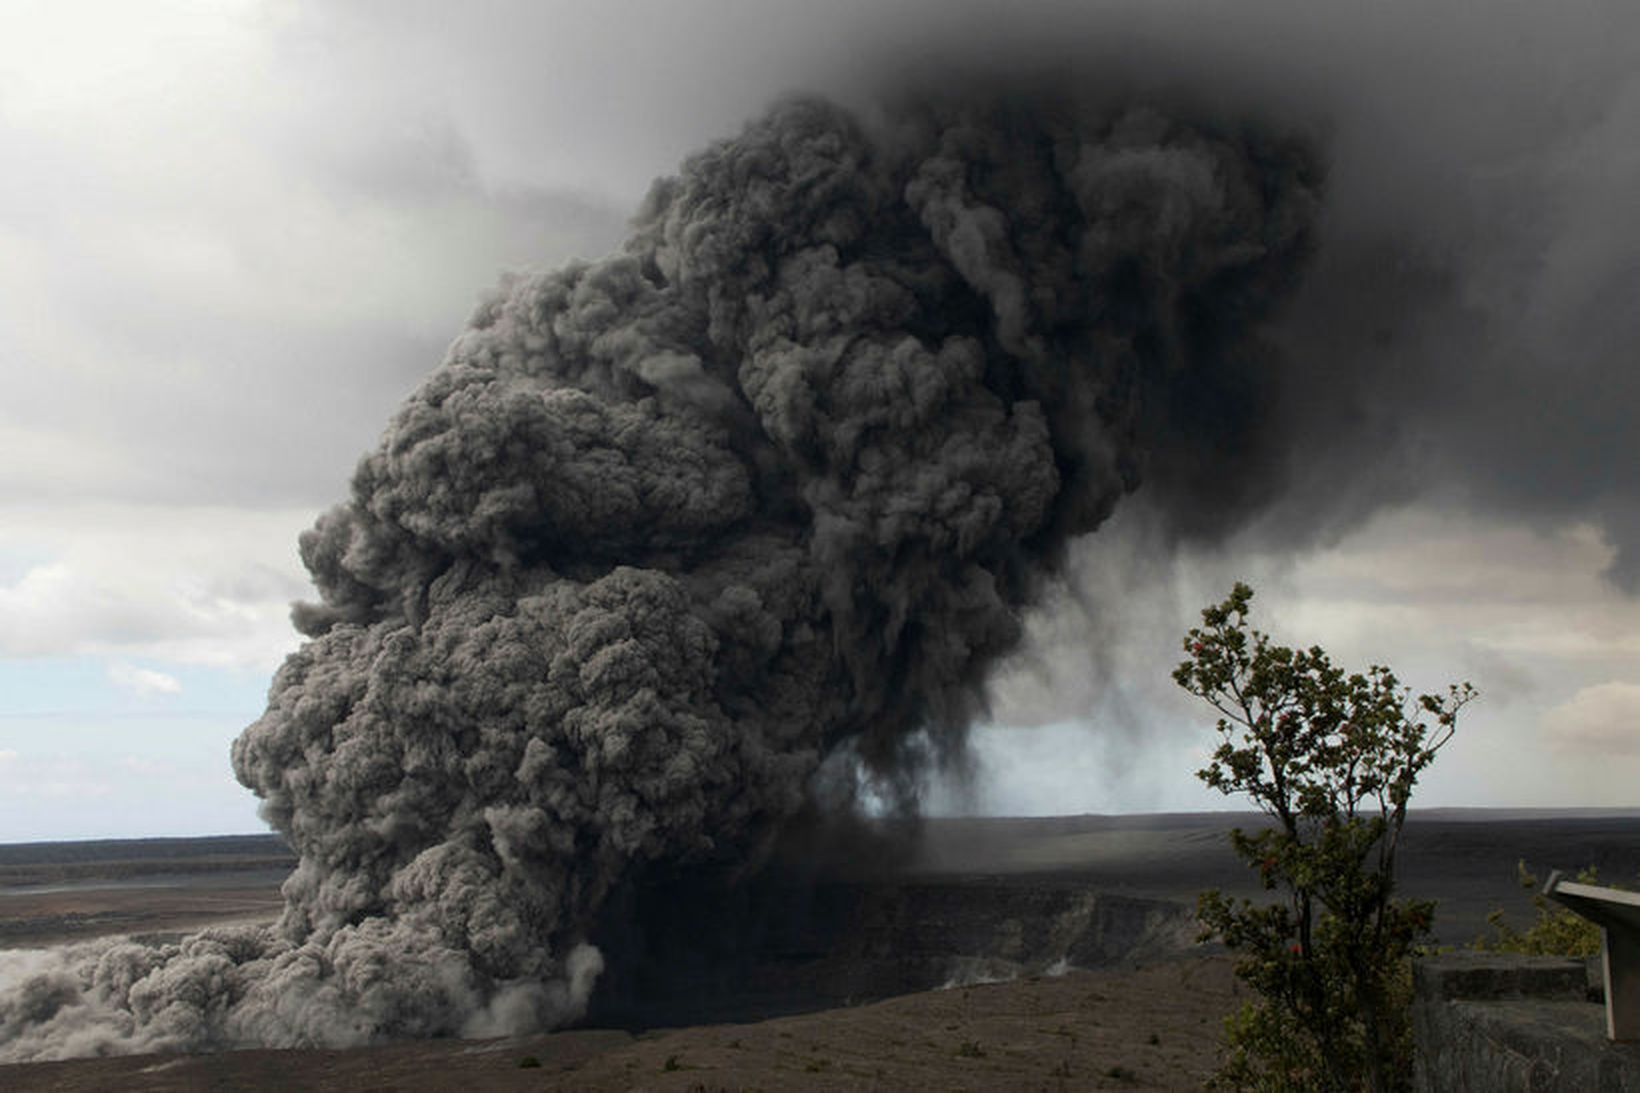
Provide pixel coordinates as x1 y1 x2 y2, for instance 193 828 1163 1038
663 1053 683 1072
1472 861 1624 957
517 1054 541 1069
955 1039 986 1058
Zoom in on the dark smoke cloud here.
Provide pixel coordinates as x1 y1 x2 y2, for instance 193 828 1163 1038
0 85 1322 1058
298 0 1640 584
844 3 1640 589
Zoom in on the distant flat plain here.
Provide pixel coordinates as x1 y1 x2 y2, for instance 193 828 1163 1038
2 809 1636 1090
909 808 1640 946
0 834 293 949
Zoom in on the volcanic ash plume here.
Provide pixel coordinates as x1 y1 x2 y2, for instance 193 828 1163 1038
0 91 1320 1059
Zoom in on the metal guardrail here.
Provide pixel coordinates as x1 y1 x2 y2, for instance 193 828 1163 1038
1544 870 1640 1041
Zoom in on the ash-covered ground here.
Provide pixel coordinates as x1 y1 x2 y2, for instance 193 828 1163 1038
5 809 1635 1015
6 804 1633 1083
4 810 1636 1089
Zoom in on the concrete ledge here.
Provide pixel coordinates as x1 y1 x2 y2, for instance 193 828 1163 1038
1416 952 1588 1003
1414 953 1640 1091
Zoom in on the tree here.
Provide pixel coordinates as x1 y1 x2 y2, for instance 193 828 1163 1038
1174 583 1476 1092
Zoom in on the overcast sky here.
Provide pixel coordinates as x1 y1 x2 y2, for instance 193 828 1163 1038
2 0 1638 841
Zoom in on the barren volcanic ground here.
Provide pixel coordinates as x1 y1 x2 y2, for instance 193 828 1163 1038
0 835 293 949
2 810 1636 1090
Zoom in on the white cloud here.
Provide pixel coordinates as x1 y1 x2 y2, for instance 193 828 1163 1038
1271 511 1640 693
0 1 627 515
107 662 183 698
0 753 113 803
0 504 316 670
0 747 261 840
1544 682 1640 756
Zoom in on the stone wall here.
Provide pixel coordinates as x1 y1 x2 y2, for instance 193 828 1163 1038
1413 952 1640 1091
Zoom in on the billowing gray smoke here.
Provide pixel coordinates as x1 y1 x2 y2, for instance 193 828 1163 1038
0 88 1319 1059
